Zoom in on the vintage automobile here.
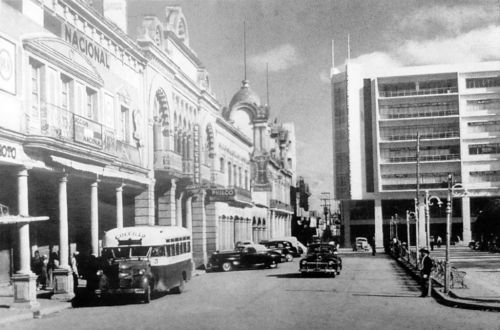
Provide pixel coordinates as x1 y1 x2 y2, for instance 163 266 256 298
206 244 281 272
299 243 342 277
93 226 192 303
260 240 300 262
353 237 370 251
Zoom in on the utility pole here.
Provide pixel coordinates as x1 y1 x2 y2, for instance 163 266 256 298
320 192 332 226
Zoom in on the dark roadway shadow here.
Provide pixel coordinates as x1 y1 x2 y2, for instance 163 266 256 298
71 287 170 308
267 273 339 279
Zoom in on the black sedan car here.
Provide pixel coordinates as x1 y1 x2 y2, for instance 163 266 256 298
206 245 281 272
299 243 342 277
260 240 300 262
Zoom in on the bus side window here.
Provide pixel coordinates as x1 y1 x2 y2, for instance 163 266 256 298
175 243 179 255
166 244 171 257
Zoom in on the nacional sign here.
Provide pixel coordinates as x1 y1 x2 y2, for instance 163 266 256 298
74 116 103 149
64 25 110 69
0 36 15 94
207 189 236 202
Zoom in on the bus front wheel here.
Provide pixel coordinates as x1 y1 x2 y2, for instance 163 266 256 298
143 286 151 303
173 274 185 294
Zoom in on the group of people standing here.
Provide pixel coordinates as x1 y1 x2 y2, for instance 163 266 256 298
31 249 80 293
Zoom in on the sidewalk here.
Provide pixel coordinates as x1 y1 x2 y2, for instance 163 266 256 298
394 246 500 311
0 284 72 326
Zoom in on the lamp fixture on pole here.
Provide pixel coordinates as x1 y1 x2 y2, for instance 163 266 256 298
424 190 443 249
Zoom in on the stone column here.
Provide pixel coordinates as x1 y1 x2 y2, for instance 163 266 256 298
192 191 207 267
417 196 426 248
158 179 176 226
134 183 155 226
52 174 74 301
59 175 69 268
116 185 123 228
91 180 99 256
17 168 30 274
11 168 39 308
186 196 193 231
462 195 471 244
374 199 383 249
342 201 351 248
176 191 184 227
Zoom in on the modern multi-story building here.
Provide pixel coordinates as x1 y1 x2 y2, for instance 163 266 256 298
332 60 500 249
0 0 298 302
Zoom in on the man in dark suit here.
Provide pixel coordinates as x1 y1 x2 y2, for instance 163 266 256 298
419 248 433 297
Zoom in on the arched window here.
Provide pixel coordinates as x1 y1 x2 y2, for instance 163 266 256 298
227 162 232 186
220 157 225 173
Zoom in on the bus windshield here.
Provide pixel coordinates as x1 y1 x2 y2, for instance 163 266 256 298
102 246 151 259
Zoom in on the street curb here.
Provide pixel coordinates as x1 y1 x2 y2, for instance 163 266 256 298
391 254 500 312
0 302 72 326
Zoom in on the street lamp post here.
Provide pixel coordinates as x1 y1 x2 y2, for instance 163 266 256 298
406 210 417 264
444 174 452 293
444 175 466 294
424 190 443 249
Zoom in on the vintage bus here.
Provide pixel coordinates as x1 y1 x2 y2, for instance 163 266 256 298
94 226 192 303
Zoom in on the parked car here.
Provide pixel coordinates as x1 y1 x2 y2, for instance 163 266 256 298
299 243 342 277
260 240 299 262
263 236 307 255
206 245 281 272
353 237 370 251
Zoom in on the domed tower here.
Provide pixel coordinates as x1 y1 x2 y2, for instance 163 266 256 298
224 79 271 191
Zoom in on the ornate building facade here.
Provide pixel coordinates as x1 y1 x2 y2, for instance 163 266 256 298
0 0 298 296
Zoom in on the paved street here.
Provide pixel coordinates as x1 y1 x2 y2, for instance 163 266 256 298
4 252 499 330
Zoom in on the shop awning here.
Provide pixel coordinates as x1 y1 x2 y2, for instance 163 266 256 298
51 155 151 185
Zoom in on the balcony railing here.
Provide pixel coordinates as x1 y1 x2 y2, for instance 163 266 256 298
380 108 459 120
33 103 142 166
270 199 293 212
381 130 459 141
379 87 458 98
154 150 183 174
383 154 460 163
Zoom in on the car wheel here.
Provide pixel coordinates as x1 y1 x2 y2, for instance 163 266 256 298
221 261 233 272
285 254 294 262
173 274 185 294
268 260 278 268
143 286 151 303
331 272 336 278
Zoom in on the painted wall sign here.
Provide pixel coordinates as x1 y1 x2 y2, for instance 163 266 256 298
0 143 16 159
193 125 200 184
0 37 15 94
64 25 110 69
74 116 103 148
207 189 235 202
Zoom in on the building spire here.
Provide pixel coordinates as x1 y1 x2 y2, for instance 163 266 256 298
347 34 351 61
331 39 335 68
244 21 247 81
266 63 270 106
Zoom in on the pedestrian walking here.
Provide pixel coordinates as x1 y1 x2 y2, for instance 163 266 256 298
40 255 48 290
436 236 442 248
371 236 376 256
71 251 80 294
48 251 59 289
31 250 43 290
419 248 433 297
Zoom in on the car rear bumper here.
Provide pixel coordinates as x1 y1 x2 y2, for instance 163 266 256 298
95 288 146 295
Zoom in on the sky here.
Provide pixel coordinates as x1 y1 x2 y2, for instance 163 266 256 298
130 0 500 210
